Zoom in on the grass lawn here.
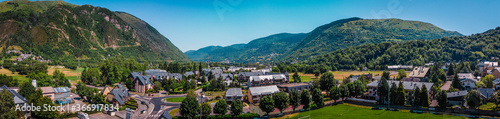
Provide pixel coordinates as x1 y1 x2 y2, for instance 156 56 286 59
280 104 464 119
478 103 499 111
330 71 384 80
299 75 316 83
47 67 84 76
204 91 225 97
169 108 180 116
165 97 186 102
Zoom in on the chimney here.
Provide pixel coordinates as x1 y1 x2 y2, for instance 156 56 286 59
32 79 37 88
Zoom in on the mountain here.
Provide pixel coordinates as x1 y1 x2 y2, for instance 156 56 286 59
185 33 307 63
0 0 190 67
280 17 463 62
306 27 500 70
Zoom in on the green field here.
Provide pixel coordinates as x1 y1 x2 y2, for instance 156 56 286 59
299 75 316 83
165 97 186 102
282 104 464 119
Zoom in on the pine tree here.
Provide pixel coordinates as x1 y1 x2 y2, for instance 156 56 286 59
452 73 461 90
412 87 421 107
397 81 406 105
447 63 455 76
420 84 430 107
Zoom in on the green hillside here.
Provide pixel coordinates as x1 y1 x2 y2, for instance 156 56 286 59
280 17 463 62
306 27 500 70
0 0 190 68
185 33 307 63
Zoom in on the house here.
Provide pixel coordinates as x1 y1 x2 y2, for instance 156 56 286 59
277 83 312 93
54 87 71 100
133 75 153 93
105 84 130 106
366 80 433 104
477 88 494 103
145 69 170 81
493 79 500 90
266 72 290 80
447 90 467 106
408 66 430 79
184 71 199 77
460 78 477 90
238 72 265 81
216 73 234 86
491 68 500 79
457 73 475 80
247 85 280 104
349 74 373 83
40 86 55 100
248 74 288 86
387 65 413 70
167 73 183 81
401 77 421 82
102 85 114 95
1 85 30 118
225 88 244 103
478 61 498 76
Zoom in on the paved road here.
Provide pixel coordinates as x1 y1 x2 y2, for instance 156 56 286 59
144 89 203 119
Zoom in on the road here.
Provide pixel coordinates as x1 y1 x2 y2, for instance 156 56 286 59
137 89 203 119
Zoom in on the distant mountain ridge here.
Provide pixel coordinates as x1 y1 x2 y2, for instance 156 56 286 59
0 0 190 67
280 17 463 62
187 17 462 63
185 33 307 63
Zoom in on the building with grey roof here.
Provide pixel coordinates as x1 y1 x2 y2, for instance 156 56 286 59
53 87 71 100
1 85 30 118
133 75 153 93
247 85 280 104
447 90 467 106
366 80 433 103
105 84 130 106
225 88 244 103
477 88 494 101
277 83 312 92
238 72 265 81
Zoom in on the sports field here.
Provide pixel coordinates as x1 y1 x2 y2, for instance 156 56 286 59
278 104 464 119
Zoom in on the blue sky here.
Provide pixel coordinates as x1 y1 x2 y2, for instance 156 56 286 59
58 0 500 52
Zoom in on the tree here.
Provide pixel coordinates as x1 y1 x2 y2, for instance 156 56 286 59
319 72 336 91
18 81 35 99
481 75 495 88
313 70 320 79
452 73 461 89
289 90 300 112
230 100 243 115
214 99 228 116
339 84 349 101
32 94 59 119
420 84 429 107
436 90 448 109
312 88 324 107
293 72 301 82
412 86 421 107
273 92 289 114
397 69 407 80
125 78 133 90
353 80 365 97
493 92 500 111
180 96 200 119
259 95 275 115
301 90 311 109
347 83 355 97
153 81 162 92
430 73 441 86
447 63 455 76
397 81 406 105
382 71 390 80
201 102 211 117
466 90 481 109
329 85 340 103
0 89 17 119
389 82 397 105
377 76 389 104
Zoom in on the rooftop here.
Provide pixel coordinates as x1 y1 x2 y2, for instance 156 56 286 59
278 83 311 88
225 88 244 97
249 85 280 96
